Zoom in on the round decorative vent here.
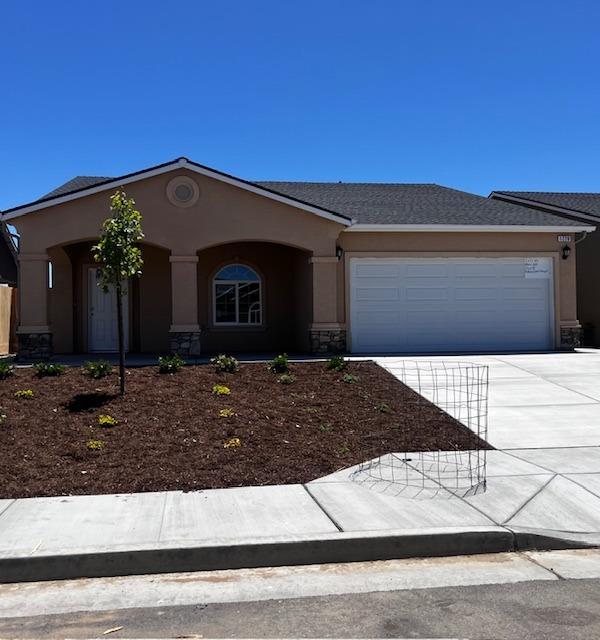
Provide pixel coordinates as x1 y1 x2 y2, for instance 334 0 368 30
166 176 200 208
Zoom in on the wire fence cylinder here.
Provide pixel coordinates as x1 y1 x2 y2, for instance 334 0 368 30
351 361 489 499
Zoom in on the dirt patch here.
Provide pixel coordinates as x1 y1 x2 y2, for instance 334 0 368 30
0 361 491 498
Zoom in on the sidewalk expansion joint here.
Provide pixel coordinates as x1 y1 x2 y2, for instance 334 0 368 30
501 474 557 525
302 484 343 532
521 551 566 580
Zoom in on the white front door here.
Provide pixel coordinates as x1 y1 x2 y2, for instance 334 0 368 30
350 257 554 353
88 268 129 353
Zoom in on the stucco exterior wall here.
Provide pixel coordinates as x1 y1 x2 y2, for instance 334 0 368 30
13 169 341 256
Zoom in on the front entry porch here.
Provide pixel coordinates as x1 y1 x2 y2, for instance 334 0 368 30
17 241 346 359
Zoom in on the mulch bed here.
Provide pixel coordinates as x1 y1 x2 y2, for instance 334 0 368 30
0 361 491 498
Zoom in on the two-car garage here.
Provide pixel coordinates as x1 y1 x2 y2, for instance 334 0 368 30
349 257 555 353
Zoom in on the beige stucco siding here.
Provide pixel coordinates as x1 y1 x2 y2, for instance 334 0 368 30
14 169 342 256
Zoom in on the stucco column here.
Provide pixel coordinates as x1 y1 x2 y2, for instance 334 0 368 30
17 253 52 359
309 256 346 354
169 255 201 356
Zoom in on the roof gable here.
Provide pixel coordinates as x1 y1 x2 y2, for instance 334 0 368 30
2 158 353 226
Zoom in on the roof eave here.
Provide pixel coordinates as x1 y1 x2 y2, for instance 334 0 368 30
2 158 353 226
490 192 600 225
344 223 595 232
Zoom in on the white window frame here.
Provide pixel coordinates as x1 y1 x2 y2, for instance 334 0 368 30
213 264 262 326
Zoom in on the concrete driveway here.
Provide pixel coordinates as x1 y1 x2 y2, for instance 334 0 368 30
377 349 600 449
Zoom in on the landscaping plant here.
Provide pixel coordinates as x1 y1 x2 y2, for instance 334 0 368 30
86 439 105 450
218 408 235 418
0 361 14 380
15 389 34 398
277 373 296 385
342 373 359 384
211 354 239 373
158 354 185 374
97 414 118 427
92 190 144 395
267 353 289 374
223 437 241 448
212 384 231 395
34 362 66 377
326 355 347 372
83 360 113 379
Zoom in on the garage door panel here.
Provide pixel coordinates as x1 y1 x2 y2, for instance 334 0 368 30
405 263 451 277
405 287 450 301
350 258 553 353
354 264 400 277
354 287 399 301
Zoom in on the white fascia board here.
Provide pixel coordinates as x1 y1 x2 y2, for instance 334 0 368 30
344 224 595 233
2 159 353 226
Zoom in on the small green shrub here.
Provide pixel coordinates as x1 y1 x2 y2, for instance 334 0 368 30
158 354 184 374
326 355 347 372
0 361 14 380
267 353 289 374
211 354 239 374
97 414 118 427
15 389 34 399
376 402 391 413
83 360 112 379
319 423 333 432
277 373 296 385
34 362 66 377
212 384 231 395
342 373 359 384
339 445 350 455
86 439 105 450
223 437 241 448
219 407 235 418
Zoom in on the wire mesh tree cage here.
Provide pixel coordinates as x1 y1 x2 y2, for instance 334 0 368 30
351 360 489 499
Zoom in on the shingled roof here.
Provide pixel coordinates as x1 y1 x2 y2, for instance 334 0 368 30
257 182 579 226
2 158 589 228
492 191 600 222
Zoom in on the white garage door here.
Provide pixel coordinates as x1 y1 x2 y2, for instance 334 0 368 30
350 257 554 353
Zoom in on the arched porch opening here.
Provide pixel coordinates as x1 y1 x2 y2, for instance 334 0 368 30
47 241 171 354
196 241 313 354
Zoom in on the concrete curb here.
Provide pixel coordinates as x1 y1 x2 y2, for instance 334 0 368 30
0 527 514 584
511 527 600 552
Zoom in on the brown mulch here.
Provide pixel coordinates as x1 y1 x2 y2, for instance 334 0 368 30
0 361 491 498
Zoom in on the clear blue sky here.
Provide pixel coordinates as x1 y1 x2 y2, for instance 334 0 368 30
2 0 599 209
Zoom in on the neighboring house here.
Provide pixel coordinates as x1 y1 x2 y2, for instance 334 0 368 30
0 157 593 359
491 191 600 346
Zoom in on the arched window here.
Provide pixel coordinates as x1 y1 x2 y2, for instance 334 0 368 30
213 264 262 325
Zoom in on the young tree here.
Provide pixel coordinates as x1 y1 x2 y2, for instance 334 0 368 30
92 190 144 395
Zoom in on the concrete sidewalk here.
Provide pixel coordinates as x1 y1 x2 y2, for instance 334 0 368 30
1 447 600 583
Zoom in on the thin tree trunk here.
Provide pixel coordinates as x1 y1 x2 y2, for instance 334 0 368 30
116 283 125 395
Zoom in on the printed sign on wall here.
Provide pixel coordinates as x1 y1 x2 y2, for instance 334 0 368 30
525 257 551 279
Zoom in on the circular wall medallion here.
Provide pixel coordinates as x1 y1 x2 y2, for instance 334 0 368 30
166 176 200 208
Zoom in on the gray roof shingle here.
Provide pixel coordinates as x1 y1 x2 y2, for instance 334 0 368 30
14 168 585 228
494 191 600 221
41 176 113 200
257 182 579 226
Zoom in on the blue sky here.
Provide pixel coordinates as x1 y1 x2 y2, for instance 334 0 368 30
1 0 599 209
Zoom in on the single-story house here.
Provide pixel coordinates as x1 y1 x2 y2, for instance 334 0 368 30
491 191 600 346
1 157 594 359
